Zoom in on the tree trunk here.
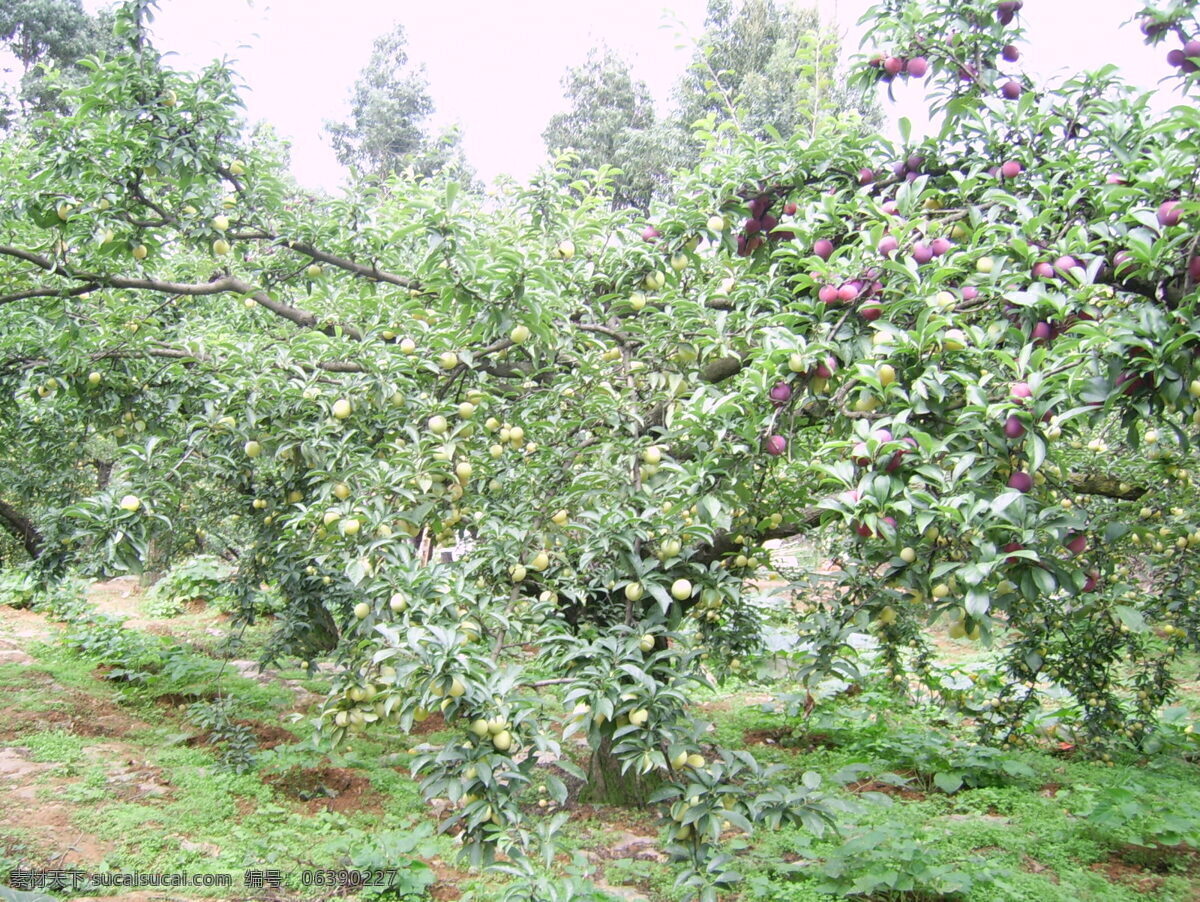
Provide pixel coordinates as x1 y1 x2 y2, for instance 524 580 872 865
139 535 168 586
581 735 660 807
0 499 43 559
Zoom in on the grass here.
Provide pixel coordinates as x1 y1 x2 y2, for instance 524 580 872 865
1 580 1198 901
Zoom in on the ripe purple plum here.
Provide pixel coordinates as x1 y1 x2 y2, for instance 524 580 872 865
1007 471 1033 492
1112 250 1135 279
769 382 793 405
815 356 838 379
837 281 861 302
996 1 1023 26
1053 255 1078 275
1157 200 1183 227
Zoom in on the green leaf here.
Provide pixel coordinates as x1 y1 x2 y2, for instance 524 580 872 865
933 771 963 794
1113 605 1147 633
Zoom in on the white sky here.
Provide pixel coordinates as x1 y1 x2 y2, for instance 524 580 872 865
46 1 1184 191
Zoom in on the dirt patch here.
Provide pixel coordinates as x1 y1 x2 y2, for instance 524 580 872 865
244 719 297 749
0 702 143 742
1091 852 1167 895
566 803 662 835
742 727 841 750
846 776 927 801
185 719 297 752
263 765 379 814
697 692 772 715
0 677 147 742
87 577 150 624
152 690 217 708
408 711 448 735
0 749 115 866
1111 842 1200 875
0 606 57 668
1022 854 1060 883
428 859 468 900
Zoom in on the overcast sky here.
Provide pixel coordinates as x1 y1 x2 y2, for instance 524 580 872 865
62 1 1179 191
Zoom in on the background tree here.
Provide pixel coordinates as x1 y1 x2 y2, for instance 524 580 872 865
543 1 879 209
326 24 473 184
0 0 121 125
542 47 672 211
674 0 879 158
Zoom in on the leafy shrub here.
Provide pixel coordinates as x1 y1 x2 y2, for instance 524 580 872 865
0 567 37 609
325 825 438 899
816 827 997 899
143 554 235 616
1067 782 1200 853
186 696 257 773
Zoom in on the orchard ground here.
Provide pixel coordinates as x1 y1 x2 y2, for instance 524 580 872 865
2 555 1199 902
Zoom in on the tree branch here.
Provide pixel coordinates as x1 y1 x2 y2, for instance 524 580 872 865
283 240 418 289
0 499 43 559
1066 473 1146 500
692 508 825 567
0 246 361 339
700 354 744 384
0 284 100 307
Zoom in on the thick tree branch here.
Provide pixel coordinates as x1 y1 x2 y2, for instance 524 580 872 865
577 323 641 346
0 246 361 339
1066 473 1146 500
283 240 418 289
700 354 745 383
0 500 43 559
693 508 825 566
0 284 100 307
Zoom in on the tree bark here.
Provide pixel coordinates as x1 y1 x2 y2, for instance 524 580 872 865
0 499 43 559
581 735 660 807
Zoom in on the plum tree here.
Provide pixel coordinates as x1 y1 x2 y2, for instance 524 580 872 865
2 0 1200 893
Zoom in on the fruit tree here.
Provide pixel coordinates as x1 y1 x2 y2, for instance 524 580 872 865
3 0 1200 891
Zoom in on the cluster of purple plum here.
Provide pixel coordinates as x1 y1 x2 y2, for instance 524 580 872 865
867 53 928 82
988 159 1022 180
840 428 918 538
1163 36 1200 74
891 153 926 184
851 428 918 474
737 195 796 257
995 1 1023 26
763 380 793 456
